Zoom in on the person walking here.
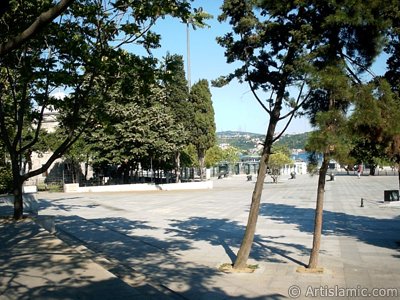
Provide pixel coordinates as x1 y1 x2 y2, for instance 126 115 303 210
357 164 363 179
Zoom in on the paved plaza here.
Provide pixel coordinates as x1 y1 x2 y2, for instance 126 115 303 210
1 173 400 299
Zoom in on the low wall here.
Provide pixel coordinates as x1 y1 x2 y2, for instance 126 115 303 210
64 180 213 193
0 193 38 215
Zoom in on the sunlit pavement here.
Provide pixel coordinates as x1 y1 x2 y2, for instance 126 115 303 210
1 172 399 299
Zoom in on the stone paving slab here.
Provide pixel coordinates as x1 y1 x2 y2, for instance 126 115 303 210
1 173 400 299
0 216 179 300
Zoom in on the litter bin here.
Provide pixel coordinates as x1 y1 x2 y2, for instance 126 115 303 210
384 190 399 202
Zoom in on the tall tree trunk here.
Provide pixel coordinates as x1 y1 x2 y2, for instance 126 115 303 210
308 154 329 269
12 161 24 219
13 185 24 220
84 154 89 181
175 151 181 183
370 164 376 176
198 150 205 181
233 121 275 269
233 152 269 269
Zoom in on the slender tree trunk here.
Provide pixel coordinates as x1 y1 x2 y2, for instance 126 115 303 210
12 160 24 219
308 154 329 269
84 154 89 181
233 152 269 269
233 120 276 269
175 151 181 183
198 152 205 181
72 162 76 183
370 165 376 176
396 157 400 191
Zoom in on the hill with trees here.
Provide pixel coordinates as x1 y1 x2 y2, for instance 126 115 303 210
274 132 310 149
217 131 310 153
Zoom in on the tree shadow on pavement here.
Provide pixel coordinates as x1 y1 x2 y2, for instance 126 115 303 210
259 203 400 250
37 196 100 212
0 219 151 300
53 215 291 299
166 216 310 266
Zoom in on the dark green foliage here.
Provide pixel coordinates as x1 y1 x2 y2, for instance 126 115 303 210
384 6 400 96
0 0 203 218
189 79 216 159
349 80 400 171
163 53 189 113
216 0 399 270
86 50 189 174
306 152 320 174
162 53 191 175
89 101 187 166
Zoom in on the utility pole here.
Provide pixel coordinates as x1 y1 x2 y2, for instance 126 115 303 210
186 21 191 93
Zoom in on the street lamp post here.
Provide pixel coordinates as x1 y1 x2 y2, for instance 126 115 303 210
186 7 204 94
186 21 191 93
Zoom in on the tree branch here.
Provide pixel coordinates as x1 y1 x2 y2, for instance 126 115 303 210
341 52 376 83
22 130 82 181
278 81 309 121
245 64 272 114
0 0 75 57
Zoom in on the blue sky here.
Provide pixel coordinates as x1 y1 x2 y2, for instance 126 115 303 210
149 0 306 135
139 0 388 135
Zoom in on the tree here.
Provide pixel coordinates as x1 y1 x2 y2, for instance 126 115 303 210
88 100 187 183
162 53 190 182
305 109 353 270
181 144 198 168
189 79 216 180
0 0 75 57
205 145 223 168
301 0 396 269
349 80 400 181
215 0 315 270
268 150 293 183
221 146 240 165
216 0 394 271
85 50 190 183
384 12 400 188
0 0 202 219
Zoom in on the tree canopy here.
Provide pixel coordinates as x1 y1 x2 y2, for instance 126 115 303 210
189 79 216 178
216 0 400 270
0 0 206 219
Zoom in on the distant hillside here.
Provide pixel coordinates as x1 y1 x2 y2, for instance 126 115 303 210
217 131 310 153
274 132 310 149
217 131 264 152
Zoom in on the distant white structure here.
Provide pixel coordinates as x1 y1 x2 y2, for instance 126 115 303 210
281 161 307 175
41 107 59 133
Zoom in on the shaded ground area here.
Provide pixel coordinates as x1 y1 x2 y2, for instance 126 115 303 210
1 173 400 299
0 218 170 300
